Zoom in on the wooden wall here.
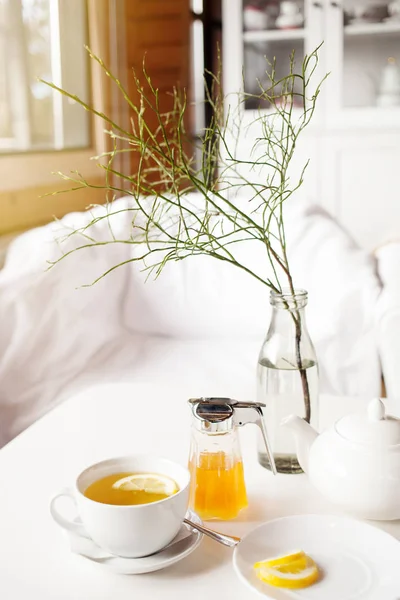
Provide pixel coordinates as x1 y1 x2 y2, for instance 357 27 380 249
123 0 191 178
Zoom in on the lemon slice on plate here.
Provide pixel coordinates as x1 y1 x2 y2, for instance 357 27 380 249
254 550 307 569
254 551 319 590
112 473 178 495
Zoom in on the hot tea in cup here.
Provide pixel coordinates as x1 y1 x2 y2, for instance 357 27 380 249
84 472 179 505
50 455 190 558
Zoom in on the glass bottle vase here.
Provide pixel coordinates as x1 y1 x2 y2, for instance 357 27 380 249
257 289 319 474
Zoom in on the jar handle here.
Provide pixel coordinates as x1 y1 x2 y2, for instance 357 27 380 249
234 405 277 475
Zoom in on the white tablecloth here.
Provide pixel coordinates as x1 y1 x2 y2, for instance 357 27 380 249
0 384 398 600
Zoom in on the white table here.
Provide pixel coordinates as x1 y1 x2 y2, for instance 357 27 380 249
1 383 399 600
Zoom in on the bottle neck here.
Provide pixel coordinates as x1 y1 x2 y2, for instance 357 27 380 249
270 288 308 311
270 304 307 334
269 290 308 333
261 289 316 368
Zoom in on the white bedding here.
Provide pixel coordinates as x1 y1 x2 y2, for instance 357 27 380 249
0 196 384 446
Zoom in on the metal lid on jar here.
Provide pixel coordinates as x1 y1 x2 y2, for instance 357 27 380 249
189 398 234 433
335 398 400 446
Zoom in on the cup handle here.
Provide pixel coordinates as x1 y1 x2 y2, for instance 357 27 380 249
50 487 89 538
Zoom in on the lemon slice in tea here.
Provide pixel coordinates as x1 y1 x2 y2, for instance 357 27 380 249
112 473 178 496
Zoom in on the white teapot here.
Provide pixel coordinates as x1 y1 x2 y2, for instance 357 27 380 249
283 399 400 520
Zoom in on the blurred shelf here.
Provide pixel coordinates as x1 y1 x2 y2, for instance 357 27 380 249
326 105 400 130
344 21 400 36
243 28 305 43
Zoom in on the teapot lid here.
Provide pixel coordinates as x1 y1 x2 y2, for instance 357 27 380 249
335 398 400 446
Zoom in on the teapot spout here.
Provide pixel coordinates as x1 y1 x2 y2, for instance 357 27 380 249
281 415 318 473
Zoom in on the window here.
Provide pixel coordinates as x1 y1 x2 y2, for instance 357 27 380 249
0 0 112 235
0 0 90 153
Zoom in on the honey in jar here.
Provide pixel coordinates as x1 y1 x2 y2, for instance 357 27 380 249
189 451 248 520
188 398 276 520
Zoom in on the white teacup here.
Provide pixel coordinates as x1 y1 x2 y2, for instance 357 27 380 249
50 455 190 558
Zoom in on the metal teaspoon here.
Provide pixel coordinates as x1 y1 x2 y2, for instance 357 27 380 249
183 518 241 548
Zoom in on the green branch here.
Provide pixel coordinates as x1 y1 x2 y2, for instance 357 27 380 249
42 46 326 298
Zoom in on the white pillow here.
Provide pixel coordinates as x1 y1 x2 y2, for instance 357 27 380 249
122 198 380 334
121 195 382 397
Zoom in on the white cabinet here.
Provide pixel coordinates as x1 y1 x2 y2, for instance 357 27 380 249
321 131 400 249
324 0 400 128
222 0 400 249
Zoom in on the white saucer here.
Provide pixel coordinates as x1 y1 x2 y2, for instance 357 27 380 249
66 510 203 574
233 514 400 599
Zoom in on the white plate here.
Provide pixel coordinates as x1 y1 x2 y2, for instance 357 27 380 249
233 514 400 599
66 509 203 574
